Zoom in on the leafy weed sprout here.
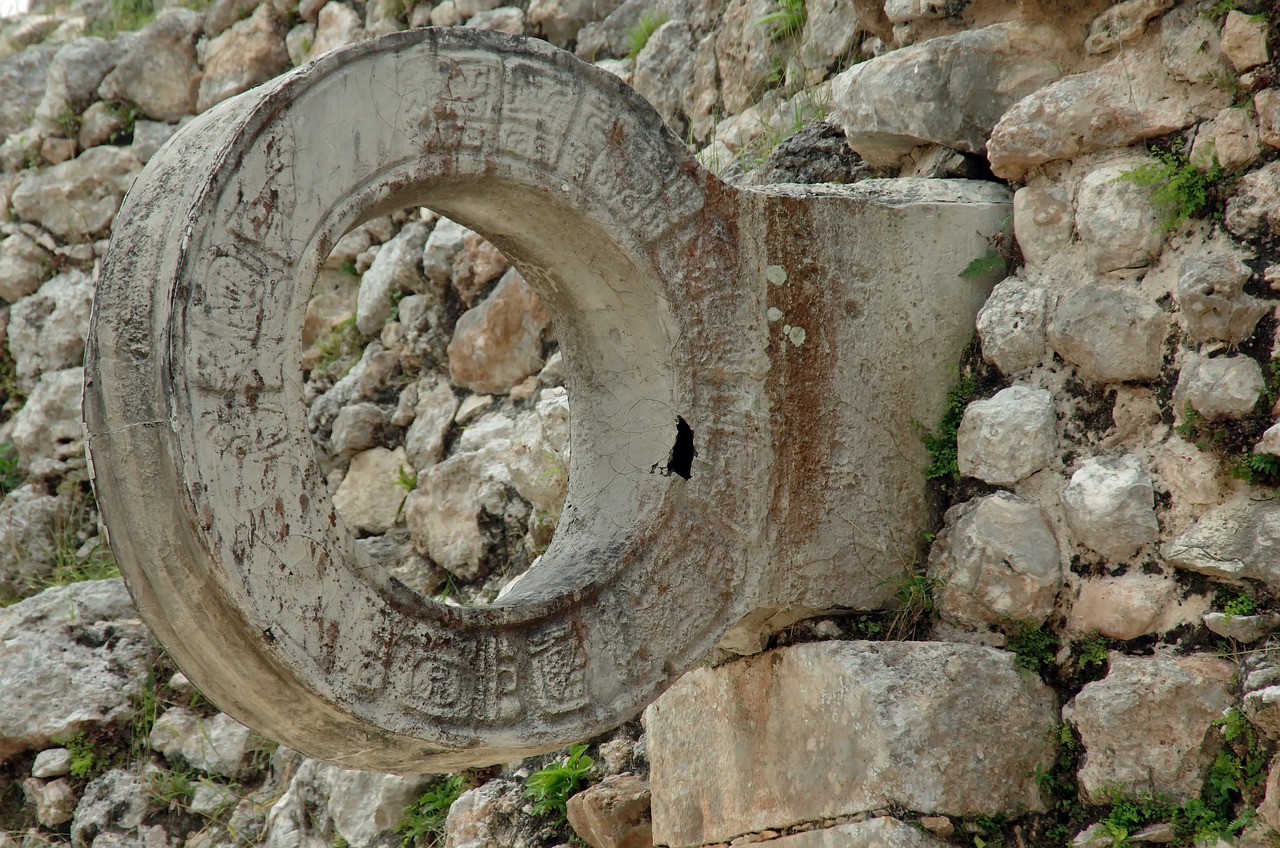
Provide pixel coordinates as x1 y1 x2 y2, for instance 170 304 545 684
756 0 805 42
63 733 103 779
915 372 978 481
1006 621 1058 675
525 743 593 821
397 774 467 848
90 0 157 36
627 12 668 60
1116 142 1220 232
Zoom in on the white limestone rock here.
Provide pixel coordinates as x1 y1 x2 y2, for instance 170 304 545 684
149 708 260 777
957 385 1056 485
405 448 511 580
129 119 177 164
1064 653 1235 804
0 43 57 141
32 747 73 778
464 6 525 34
765 818 952 848
506 387 571 521
1061 455 1158 561
329 402 389 457
1164 497 1280 587
1075 162 1167 276
10 146 142 239
1048 287 1167 384
976 276 1048 375
1191 106 1262 173
928 492 1062 630
196 2 291 113
421 216 468 296
96 9 202 122
632 21 694 137
11 366 86 477
1153 435 1220 508
309 1 364 59
318 764 433 848
71 768 152 848
33 36 129 137
1160 2 1232 84
444 779 526 848
1084 0 1172 55
646 641 1058 846
24 777 76 827
8 268 93 391
1204 611 1280 643
332 446 409 535
1257 89 1280 148
0 483 65 597
0 232 50 302
447 268 550 395
1221 10 1269 72
1066 574 1180 640
1176 252 1267 344
356 220 430 336
404 377 459 472
831 22 1064 167
566 774 652 848
527 0 624 47
1226 160 1280 239
1174 354 1264 422
0 579 156 763
988 46 1227 180
1012 186 1072 268
713 0 787 116
77 100 128 150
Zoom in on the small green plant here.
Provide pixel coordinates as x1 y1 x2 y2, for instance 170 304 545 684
1116 142 1220 232
525 743 594 821
1217 587 1259 619
1075 634 1110 670
916 372 978 481
626 12 668 60
1202 0 1239 21
64 733 103 779
332 832 350 848
53 109 81 140
1173 403 1201 439
959 249 1007 280
1100 788 1174 848
397 774 467 848
396 465 418 493
1231 452 1280 485
756 0 805 42
885 572 938 639
312 316 363 378
1006 621 1058 674
149 765 199 808
106 102 139 144
0 443 23 498
90 0 156 36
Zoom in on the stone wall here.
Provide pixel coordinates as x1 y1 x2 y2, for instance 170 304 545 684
2 0 1280 847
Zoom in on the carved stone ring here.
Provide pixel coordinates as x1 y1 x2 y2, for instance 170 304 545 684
84 27 1009 771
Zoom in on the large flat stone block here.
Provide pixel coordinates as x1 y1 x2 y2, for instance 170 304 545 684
646 641 1059 847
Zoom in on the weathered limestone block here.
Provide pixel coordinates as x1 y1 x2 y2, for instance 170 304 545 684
405 446 512 579
464 8 525 36
714 0 785 115
1176 252 1267 344
1165 496 1280 587
765 819 952 848
1204 611 1280 643
149 708 260 778
988 48 1227 180
197 2 291 113
632 21 694 137
13 366 85 477
33 36 129 137
451 230 510 305
1221 10 1269 72
1226 160 1280 238
329 402 389 457
356 220 430 336
646 641 1057 847
96 9 202 122
1257 89 1280 148
976 276 1047 375
928 492 1061 630
448 268 550 394
1066 574 1180 640
332 446 409 535
1191 106 1262 172
1161 2 1231 84
318 764 433 848
309 2 364 58
0 579 156 763
0 483 64 598
421 217 468 296
71 768 153 848
1174 354 1264 422
527 0 624 47
85 29 1011 771
24 777 77 827
507 387 571 520
831 23 1064 167
8 268 93 391
1061 455 1158 561
10 146 141 239
0 43 57 141
1064 653 1235 804
444 779 526 848
567 774 652 848
1048 287 1167 384
33 747 73 778
1012 186 1072 267
0 232 51 302
1084 0 1172 55
1075 162 1166 276
404 377 459 471
957 385 1056 485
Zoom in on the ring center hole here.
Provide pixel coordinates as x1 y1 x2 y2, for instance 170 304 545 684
302 207 568 608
